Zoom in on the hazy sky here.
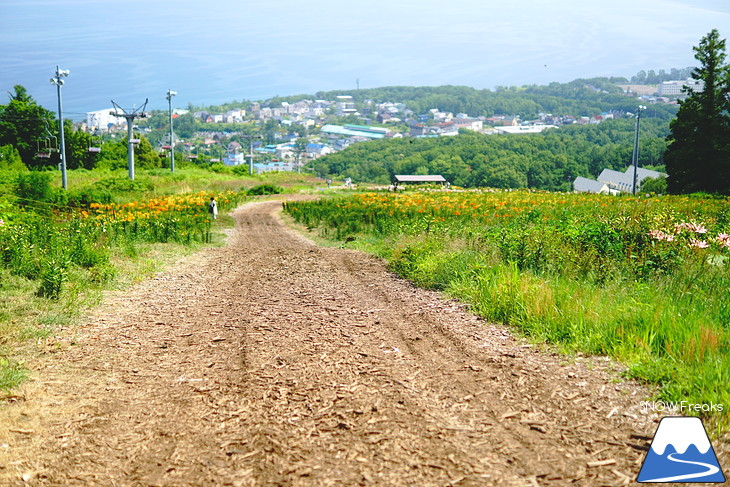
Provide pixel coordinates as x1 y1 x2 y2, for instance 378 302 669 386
1 0 729 116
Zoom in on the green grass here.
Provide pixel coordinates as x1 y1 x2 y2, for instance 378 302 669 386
62 166 320 203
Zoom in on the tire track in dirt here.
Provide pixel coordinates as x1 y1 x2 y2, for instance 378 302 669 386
0 199 660 486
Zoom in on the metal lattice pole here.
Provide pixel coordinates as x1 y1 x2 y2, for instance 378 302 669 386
110 99 149 181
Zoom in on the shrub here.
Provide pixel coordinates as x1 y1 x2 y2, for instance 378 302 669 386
14 171 55 210
247 184 283 195
36 257 69 300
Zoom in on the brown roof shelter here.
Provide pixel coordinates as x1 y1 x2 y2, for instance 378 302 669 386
394 175 447 184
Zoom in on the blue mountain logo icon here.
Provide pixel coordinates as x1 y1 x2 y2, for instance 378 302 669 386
638 416 726 483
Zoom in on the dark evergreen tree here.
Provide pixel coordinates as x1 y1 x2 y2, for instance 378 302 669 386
665 29 730 194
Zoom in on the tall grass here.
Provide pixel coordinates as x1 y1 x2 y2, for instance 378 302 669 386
284 191 730 417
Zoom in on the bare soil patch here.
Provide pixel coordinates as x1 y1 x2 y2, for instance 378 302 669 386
0 199 705 485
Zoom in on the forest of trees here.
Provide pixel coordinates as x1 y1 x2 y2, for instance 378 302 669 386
311 118 670 191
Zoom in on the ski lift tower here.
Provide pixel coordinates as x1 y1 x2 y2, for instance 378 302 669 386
110 99 148 181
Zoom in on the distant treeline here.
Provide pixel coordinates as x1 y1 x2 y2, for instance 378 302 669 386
272 78 680 121
311 118 670 191
194 75 690 121
629 67 695 85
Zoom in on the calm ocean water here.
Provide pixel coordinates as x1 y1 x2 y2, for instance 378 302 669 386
1 0 729 118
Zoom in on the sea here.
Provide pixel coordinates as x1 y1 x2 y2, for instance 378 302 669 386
1 0 730 119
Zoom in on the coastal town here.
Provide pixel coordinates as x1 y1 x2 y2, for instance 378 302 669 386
79 79 691 191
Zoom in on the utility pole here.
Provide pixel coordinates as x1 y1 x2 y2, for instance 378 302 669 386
50 66 70 190
294 137 307 174
631 105 646 195
166 89 177 172
241 134 262 175
110 99 149 181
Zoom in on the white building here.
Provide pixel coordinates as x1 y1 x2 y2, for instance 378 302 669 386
575 166 665 194
657 79 704 97
223 152 245 166
336 95 357 115
86 108 124 132
495 125 557 134
573 177 611 194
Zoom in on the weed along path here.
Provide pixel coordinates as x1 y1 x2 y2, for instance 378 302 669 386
0 199 659 486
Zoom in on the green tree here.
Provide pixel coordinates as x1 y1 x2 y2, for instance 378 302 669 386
65 124 97 170
132 136 161 169
0 86 56 168
174 113 198 139
665 29 730 194
95 138 128 171
640 176 668 194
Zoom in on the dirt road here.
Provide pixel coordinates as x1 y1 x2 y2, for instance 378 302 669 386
0 199 663 485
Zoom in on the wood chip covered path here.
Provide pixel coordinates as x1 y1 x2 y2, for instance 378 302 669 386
0 199 661 486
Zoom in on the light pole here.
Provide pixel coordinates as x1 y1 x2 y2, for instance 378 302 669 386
166 89 177 172
241 134 262 175
631 105 647 195
50 66 70 190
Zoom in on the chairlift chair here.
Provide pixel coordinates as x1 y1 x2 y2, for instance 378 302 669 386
35 135 58 159
159 144 172 158
88 135 102 153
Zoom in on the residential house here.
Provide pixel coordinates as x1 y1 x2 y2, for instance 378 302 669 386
573 176 611 194
220 141 242 166
429 109 453 123
409 124 429 137
336 95 357 116
306 143 334 158
376 112 392 124
452 118 483 132
224 109 245 123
